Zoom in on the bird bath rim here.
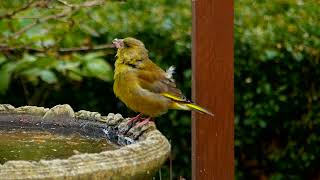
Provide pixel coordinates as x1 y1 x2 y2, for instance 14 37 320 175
0 104 170 180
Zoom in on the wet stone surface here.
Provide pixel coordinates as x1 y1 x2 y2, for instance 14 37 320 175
100 113 156 146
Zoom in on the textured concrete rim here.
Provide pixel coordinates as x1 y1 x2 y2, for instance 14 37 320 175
0 104 171 180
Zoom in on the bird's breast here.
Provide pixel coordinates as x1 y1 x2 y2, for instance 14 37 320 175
113 71 171 117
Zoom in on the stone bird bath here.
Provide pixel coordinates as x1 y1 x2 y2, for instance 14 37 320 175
0 104 170 180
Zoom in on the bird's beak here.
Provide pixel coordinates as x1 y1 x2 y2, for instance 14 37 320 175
112 38 124 49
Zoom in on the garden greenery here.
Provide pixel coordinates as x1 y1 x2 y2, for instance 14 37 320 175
0 0 191 179
235 0 319 179
0 0 319 179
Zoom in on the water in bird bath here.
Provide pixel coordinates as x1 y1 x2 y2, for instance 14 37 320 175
0 129 117 164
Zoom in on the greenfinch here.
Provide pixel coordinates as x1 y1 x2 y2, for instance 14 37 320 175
112 37 213 124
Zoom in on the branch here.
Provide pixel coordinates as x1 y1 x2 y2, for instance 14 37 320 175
56 0 105 7
0 44 114 53
10 8 73 40
56 0 73 7
0 0 107 42
0 0 36 19
0 44 44 52
58 44 114 52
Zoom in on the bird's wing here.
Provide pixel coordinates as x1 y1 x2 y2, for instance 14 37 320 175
137 61 191 103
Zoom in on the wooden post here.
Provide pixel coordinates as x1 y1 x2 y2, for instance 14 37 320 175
192 0 234 179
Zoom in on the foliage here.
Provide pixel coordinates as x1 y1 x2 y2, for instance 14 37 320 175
3 0 318 179
0 0 191 179
235 0 320 179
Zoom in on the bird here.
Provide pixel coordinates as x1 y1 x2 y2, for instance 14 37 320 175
112 37 213 126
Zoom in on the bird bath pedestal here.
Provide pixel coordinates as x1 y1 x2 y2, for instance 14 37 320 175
0 104 170 180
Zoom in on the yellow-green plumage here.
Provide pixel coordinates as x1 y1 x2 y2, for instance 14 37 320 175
113 37 213 117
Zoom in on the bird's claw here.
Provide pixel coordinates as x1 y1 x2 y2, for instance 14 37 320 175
127 113 143 125
126 120 156 140
135 117 151 127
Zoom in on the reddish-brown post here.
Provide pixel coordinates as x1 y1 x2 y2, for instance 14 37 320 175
192 0 234 179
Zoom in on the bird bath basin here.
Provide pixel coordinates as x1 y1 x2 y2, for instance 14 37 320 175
0 104 170 180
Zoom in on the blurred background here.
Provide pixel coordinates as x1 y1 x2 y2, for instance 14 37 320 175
0 0 319 179
235 0 319 179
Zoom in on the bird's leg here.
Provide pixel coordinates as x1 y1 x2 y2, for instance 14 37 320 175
135 117 152 127
128 113 143 125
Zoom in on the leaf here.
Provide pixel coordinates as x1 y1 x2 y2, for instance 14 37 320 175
83 59 112 81
13 54 37 73
79 24 100 37
83 52 106 62
67 71 83 81
39 70 58 84
20 68 42 85
0 55 6 65
56 61 80 72
265 49 278 60
35 56 57 69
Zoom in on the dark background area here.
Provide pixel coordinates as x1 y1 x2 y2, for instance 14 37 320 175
0 0 319 179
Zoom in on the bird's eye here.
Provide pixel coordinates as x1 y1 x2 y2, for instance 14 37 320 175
123 42 129 48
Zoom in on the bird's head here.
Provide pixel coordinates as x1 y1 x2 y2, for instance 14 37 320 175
112 37 148 64
112 37 145 49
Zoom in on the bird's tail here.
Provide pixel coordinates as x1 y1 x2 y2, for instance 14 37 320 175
162 93 214 116
173 102 214 116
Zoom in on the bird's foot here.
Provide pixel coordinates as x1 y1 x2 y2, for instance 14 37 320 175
135 117 152 127
127 113 143 125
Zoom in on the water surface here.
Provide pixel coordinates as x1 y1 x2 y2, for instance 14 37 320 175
0 129 116 164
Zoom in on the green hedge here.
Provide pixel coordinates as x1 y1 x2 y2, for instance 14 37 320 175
235 0 320 179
